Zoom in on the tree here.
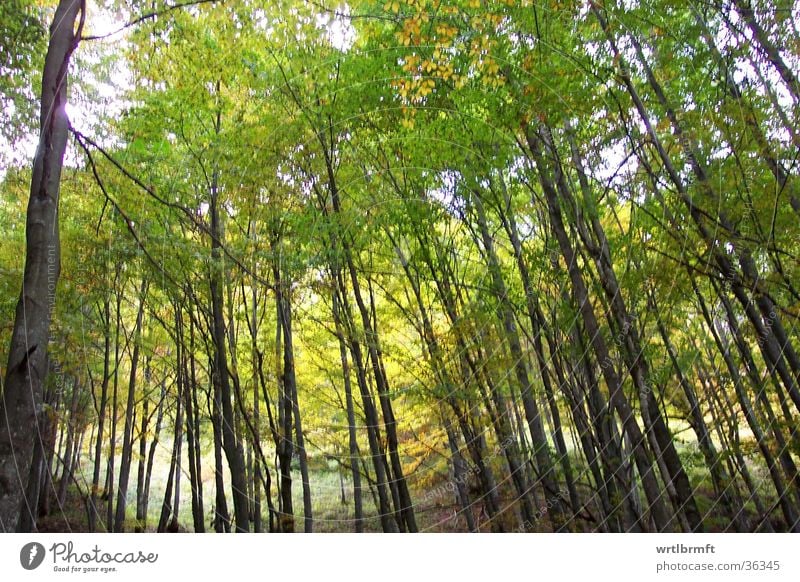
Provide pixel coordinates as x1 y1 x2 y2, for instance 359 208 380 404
0 0 85 533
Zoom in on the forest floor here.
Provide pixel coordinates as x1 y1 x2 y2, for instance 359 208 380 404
35 435 781 533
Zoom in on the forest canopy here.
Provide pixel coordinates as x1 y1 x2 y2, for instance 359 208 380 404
0 0 798 533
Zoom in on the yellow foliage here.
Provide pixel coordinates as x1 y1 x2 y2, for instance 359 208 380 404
383 1 401 13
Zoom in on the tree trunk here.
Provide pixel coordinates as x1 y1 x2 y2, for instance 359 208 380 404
0 0 84 533
470 189 565 530
57 378 81 507
275 268 312 532
209 160 249 531
141 378 165 531
114 278 147 532
649 290 744 531
333 275 398 532
211 363 230 533
332 292 364 532
105 290 122 531
158 385 182 532
444 418 477 532
135 372 149 531
525 124 670 531
183 310 205 533
89 293 112 531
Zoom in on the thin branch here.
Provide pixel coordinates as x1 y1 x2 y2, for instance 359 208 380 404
81 0 224 41
71 128 275 291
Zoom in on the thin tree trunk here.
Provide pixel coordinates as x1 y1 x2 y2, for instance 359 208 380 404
135 375 149 531
332 292 364 532
141 378 165 531
187 307 205 531
693 277 799 531
57 378 81 507
470 189 565 530
277 276 312 532
730 0 800 104
319 143 416 532
333 276 398 532
106 290 122 532
211 363 230 533
158 387 182 532
444 417 477 532
182 311 204 533
525 125 670 531
649 291 744 531
114 277 148 532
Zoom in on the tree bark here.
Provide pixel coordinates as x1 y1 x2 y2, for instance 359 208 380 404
209 152 249 531
0 0 85 533
114 277 147 531
89 293 112 531
332 292 364 532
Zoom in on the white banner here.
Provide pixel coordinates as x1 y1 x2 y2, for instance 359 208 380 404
1 534 797 581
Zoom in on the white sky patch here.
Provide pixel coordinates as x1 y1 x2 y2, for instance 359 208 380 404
594 138 636 186
0 109 37 177
315 5 356 52
427 169 467 216
1 2 128 179
85 0 129 39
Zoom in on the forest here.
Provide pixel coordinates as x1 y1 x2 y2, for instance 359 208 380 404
0 0 798 534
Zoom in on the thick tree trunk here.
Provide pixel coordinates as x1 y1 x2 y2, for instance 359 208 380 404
0 0 84 533
34 376 59 521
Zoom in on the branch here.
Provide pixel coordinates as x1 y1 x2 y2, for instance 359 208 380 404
81 0 224 42
71 128 275 291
